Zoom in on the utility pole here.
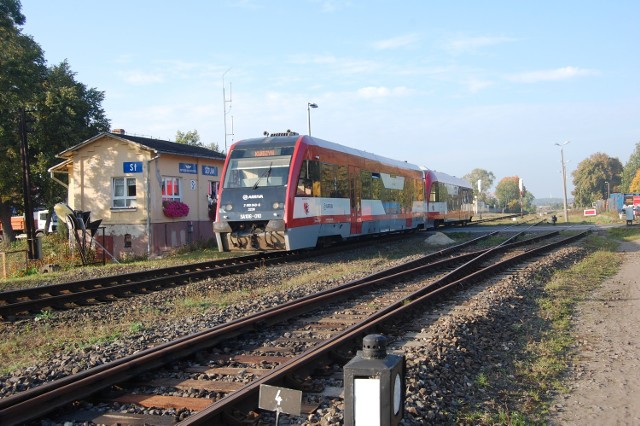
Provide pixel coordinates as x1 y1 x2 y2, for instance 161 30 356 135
19 108 39 259
555 141 570 223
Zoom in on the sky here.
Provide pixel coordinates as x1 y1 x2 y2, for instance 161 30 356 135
20 0 640 199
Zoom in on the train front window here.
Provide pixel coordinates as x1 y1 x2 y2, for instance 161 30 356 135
223 155 292 189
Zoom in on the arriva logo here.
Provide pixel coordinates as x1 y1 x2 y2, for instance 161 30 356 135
242 194 264 200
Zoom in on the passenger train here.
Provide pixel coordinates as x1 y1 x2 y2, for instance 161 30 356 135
213 131 473 251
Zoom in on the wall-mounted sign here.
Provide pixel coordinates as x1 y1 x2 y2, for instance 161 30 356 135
179 163 197 174
202 165 218 176
123 161 143 173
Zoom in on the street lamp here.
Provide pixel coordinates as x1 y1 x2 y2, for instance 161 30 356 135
555 141 570 223
307 102 318 136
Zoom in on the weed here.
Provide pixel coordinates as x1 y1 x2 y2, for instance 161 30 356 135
129 322 144 333
34 310 53 322
475 372 489 388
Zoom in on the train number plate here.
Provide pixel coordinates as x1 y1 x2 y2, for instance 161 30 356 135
240 213 262 219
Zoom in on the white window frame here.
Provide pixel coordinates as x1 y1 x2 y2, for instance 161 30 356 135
112 177 137 208
162 176 182 202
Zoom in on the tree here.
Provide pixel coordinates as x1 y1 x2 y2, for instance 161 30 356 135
463 168 495 203
620 142 640 193
630 169 640 193
494 176 534 213
175 129 202 147
495 176 519 212
30 60 110 209
0 0 24 28
571 153 622 207
0 0 46 242
0 2 110 242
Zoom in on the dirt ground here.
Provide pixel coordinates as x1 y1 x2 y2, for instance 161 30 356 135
549 238 640 425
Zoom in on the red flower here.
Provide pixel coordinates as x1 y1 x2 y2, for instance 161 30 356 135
163 200 189 218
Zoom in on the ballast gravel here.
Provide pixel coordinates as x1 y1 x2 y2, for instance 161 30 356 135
0 237 588 425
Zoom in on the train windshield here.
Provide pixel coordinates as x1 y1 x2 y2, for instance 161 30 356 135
223 150 293 189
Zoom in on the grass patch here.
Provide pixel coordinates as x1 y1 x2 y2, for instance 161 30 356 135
513 234 623 421
607 226 640 241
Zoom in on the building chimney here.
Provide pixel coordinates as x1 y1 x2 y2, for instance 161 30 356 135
112 128 126 135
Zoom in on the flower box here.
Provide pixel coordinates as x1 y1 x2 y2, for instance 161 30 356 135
163 200 189 218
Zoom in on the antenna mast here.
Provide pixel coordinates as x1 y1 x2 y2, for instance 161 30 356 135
222 68 233 153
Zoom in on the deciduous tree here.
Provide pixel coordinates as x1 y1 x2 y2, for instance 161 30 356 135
175 129 202 146
494 176 533 213
571 153 622 207
629 169 640 193
463 168 495 204
620 142 640 193
0 1 109 242
0 0 46 241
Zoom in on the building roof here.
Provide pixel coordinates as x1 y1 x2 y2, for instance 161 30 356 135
56 132 227 161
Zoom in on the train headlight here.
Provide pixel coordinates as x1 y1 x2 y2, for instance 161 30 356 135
272 201 284 209
225 203 233 211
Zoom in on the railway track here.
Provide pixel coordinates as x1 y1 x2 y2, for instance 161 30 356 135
0 224 586 425
0 233 414 321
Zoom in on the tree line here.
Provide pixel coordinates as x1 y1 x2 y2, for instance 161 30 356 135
463 143 640 213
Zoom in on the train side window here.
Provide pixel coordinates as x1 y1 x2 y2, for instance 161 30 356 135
371 173 383 200
336 165 348 197
320 163 335 197
297 160 320 196
360 171 372 199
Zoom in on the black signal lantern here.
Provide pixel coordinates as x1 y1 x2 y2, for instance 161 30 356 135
343 334 405 425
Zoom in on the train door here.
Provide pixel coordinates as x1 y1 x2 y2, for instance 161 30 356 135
349 166 362 235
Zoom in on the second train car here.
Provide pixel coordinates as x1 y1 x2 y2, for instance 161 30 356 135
213 132 431 251
424 170 474 228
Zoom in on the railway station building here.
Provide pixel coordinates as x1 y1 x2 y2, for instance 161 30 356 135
48 129 226 259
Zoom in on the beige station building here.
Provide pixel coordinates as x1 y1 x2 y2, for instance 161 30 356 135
48 129 226 259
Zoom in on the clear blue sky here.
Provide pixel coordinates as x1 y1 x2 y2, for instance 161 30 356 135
21 0 639 199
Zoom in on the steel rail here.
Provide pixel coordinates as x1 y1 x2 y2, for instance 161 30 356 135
180 230 589 424
0 251 304 318
0 228 563 424
0 232 414 319
0 252 278 305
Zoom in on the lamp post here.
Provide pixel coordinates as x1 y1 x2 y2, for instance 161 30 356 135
555 141 570 223
605 181 610 199
307 102 318 136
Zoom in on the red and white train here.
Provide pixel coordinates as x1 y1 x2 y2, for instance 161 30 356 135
213 132 473 251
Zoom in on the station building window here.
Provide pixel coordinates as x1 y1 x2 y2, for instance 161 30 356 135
112 177 137 208
162 177 182 202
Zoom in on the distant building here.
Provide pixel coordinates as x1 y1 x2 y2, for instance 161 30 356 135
48 130 226 259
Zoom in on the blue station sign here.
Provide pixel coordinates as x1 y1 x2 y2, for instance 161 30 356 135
179 163 198 174
202 165 218 176
123 161 143 173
